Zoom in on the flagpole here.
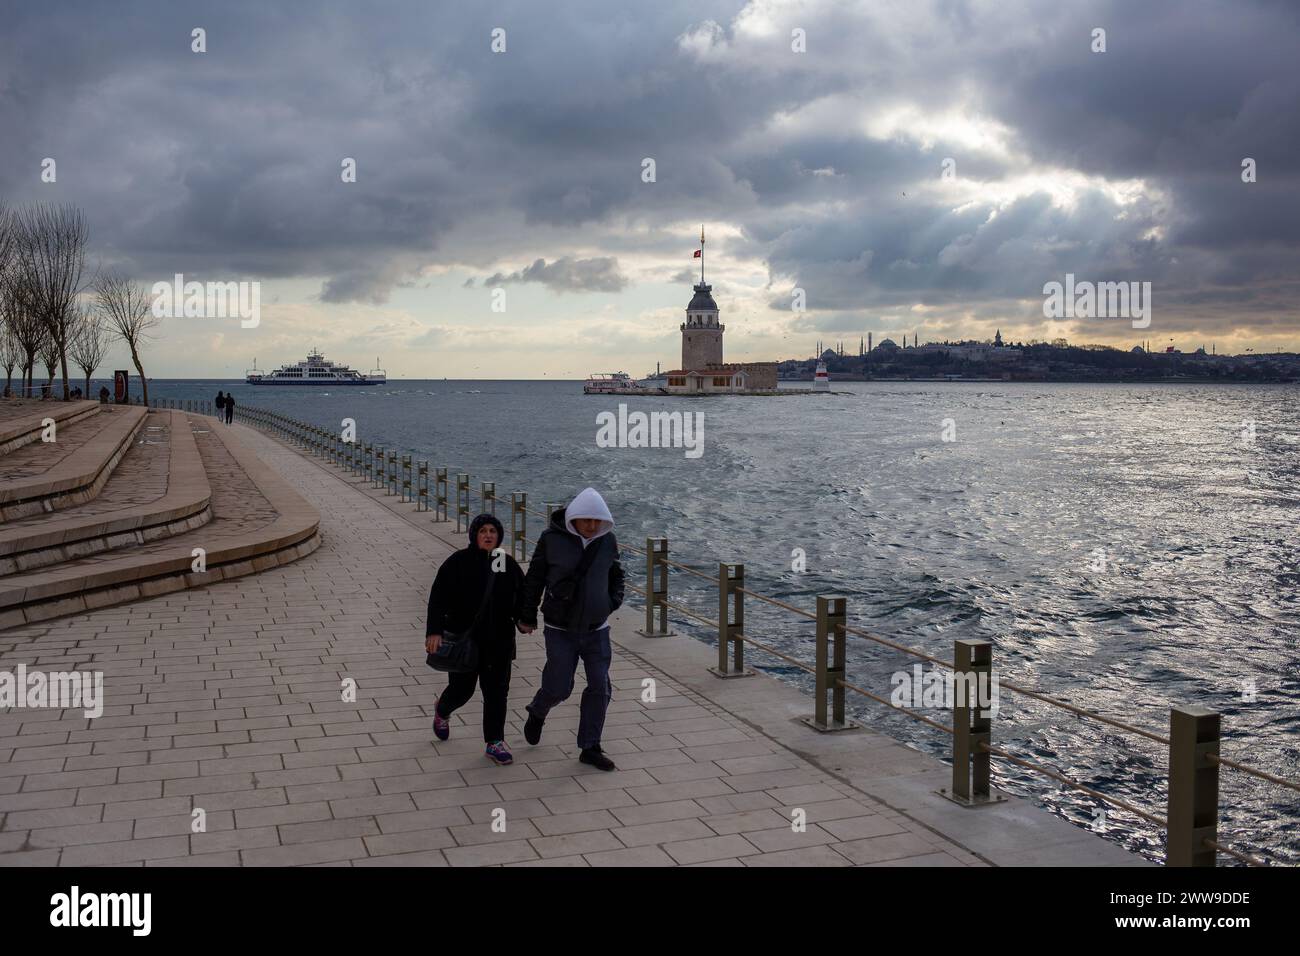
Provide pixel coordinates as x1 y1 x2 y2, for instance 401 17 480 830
700 224 705 284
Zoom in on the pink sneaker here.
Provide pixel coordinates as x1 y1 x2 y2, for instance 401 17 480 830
432 697 449 741
485 741 513 765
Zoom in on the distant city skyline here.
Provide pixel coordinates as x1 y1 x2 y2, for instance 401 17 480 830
2 0 1297 378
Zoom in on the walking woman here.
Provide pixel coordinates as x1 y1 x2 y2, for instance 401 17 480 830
425 513 526 765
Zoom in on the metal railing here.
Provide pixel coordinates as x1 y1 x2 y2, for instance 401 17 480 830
230 403 1297 868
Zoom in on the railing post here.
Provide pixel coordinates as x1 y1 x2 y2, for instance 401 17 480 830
636 538 674 637
417 461 429 511
402 455 412 502
803 596 853 732
372 446 384 488
710 563 752 678
434 467 449 522
455 473 469 530
386 450 398 495
511 493 527 562
543 501 563 527
1167 706 1220 867
944 638 998 803
481 481 496 516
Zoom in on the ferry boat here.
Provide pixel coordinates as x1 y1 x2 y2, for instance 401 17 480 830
583 372 641 394
246 350 386 386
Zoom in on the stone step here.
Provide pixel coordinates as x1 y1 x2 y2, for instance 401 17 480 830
0 404 149 521
0 410 212 574
0 398 103 455
0 413 320 629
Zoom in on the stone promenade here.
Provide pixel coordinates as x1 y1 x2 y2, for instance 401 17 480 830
0 419 1142 866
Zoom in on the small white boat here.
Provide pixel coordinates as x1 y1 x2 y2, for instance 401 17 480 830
583 372 640 394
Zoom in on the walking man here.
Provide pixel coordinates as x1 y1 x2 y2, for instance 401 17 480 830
517 487 624 770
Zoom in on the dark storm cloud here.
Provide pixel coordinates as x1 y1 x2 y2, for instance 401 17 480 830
482 256 629 293
0 0 1295 339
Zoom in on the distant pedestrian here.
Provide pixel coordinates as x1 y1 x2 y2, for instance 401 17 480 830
518 487 624 771
223 392 235 424
425 513 526 765
98 386 109 404
215 390 226 418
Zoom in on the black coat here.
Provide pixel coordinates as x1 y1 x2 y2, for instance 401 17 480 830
519 509 624 633
426 546 525 665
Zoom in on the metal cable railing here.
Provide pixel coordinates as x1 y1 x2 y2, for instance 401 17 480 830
232 403 1300 868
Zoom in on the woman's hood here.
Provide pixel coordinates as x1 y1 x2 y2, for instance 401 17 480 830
467 512 506 550
564 487 614 543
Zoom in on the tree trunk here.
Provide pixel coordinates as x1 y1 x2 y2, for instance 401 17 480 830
60 351 70 401
84 372 92 397
131 347 147 405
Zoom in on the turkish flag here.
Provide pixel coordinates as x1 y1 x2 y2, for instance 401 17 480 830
693 250 702 258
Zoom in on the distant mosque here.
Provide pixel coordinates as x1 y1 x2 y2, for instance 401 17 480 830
664 226 778 394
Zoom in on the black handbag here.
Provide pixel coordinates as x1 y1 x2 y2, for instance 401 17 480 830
426 570 496 673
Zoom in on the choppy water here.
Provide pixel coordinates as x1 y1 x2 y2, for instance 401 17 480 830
148 378 1300 865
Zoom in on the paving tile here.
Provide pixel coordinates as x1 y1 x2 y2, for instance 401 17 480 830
831 832 941 865
242 838 368 867
611 818 715 848
663 834 761 865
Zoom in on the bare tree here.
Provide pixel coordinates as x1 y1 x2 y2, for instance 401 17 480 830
0 313 17 396
13 204 88 401
38 326 59 398
95 272 159 404
67 301 109 397
0 202 15 396
0 201 12 281
1 265 43 396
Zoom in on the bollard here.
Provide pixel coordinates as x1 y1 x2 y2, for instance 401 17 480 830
943 639 1000 803
802 596 855 732
710 563 752 678
1167 706 1220 867
434 467 449 522
636 538 674 637
455 473 469 531
401 455 412 503
511 492 528 561
481 481 496 516
416 461 429 511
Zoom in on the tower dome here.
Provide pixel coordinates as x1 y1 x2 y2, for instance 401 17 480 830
687 283 718 314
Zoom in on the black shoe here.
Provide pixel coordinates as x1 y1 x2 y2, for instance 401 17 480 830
579 746 616 772
524 713 544 746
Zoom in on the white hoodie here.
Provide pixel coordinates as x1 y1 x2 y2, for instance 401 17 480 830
565 487 614 548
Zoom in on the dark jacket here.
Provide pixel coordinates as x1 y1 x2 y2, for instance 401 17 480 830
425 514 525 664
519 508 624 633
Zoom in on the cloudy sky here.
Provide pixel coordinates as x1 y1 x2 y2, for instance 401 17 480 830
2 0 1296 378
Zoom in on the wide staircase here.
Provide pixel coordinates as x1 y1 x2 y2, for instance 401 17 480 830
0 398 320 629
